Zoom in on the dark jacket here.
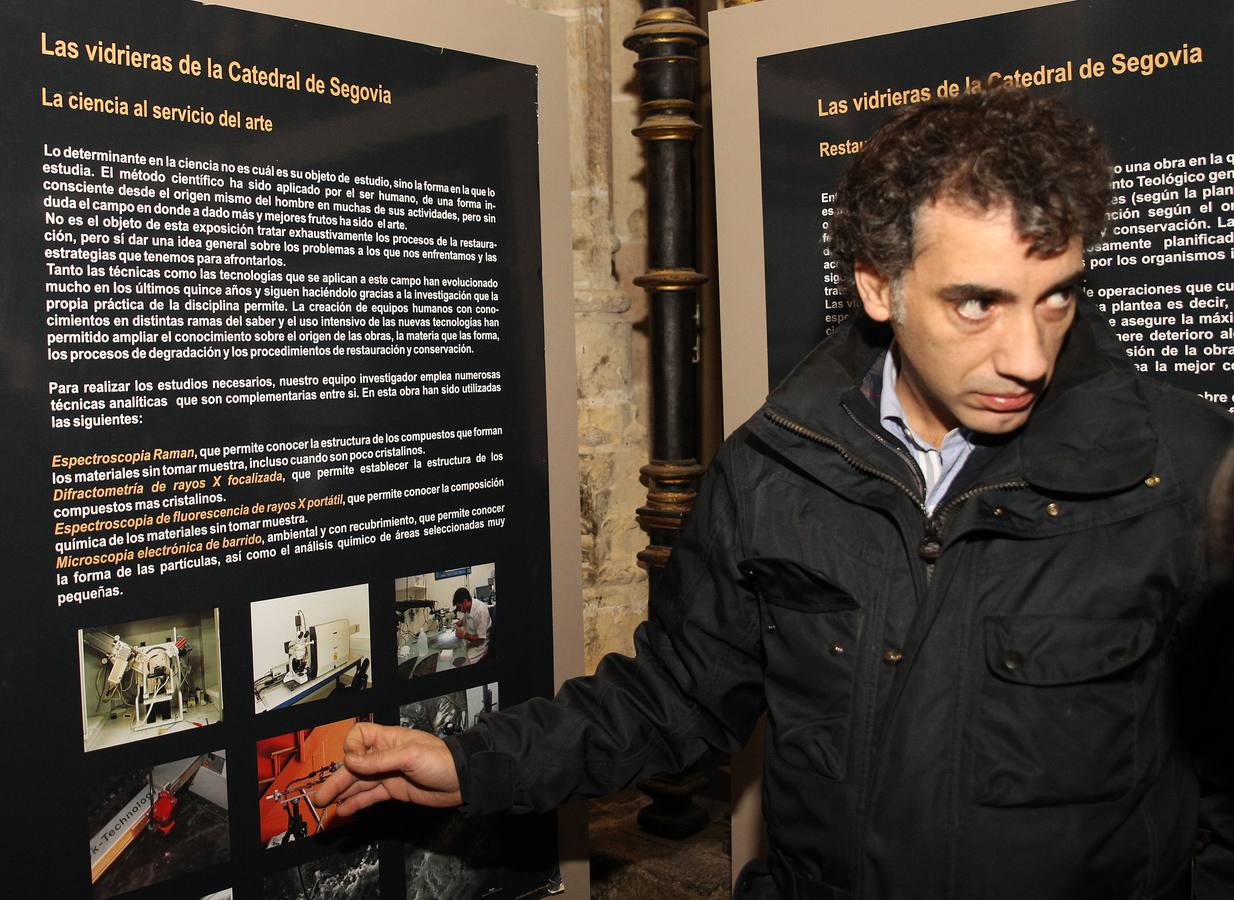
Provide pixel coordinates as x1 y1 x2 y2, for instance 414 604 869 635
448 308 1234 899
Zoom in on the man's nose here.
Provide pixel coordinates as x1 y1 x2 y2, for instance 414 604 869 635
992 309 1051 385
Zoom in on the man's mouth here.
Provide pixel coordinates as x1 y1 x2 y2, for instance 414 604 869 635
975 392 1035 413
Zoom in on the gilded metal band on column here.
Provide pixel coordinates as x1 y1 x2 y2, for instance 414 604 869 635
640 98 696 116
633 268 708 291
632 115 704 142
625 4 709 589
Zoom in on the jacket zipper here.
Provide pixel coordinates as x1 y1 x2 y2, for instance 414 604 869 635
766 407 943 591
767 406 1031 898
930 479 1030 532
764 409 925 511
841 402 927 498
764 408 1028 579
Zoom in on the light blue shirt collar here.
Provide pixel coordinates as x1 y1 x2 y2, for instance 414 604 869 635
878 347 977 512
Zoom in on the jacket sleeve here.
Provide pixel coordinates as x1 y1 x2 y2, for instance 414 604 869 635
1189 583 1234 898
1188 445 1234 898
443 442 766 814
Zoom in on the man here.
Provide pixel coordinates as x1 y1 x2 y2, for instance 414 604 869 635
452 587 491 663
318 89 1234 898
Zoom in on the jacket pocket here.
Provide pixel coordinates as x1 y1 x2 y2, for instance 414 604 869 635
740 556 866 782
972 615 1154 806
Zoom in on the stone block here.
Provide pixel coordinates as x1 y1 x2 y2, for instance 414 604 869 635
575 287 632 315
576 318 634 396
578 400 637 449
583 592 646 670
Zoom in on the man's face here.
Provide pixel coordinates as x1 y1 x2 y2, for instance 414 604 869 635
458 598 472 614
855 199 1085 444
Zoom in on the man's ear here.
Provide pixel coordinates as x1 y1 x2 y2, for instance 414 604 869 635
853 260 894 323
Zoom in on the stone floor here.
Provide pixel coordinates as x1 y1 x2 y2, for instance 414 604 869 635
587 758 732 900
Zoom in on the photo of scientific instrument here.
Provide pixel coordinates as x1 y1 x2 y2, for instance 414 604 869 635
396 564 496 679
265 761 341 845
87 750 229 899
399 681 498 739
78 610 223 752
85 630 188 730
251 585 373 713
257 715 372 848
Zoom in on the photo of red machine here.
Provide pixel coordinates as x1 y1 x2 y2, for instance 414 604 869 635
256 715 372 847
87 750 229 898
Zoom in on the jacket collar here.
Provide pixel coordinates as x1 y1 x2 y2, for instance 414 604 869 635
755 304 1157 497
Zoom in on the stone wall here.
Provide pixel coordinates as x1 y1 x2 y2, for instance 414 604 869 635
507 0 652 672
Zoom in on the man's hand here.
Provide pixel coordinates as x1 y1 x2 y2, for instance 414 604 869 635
314 722 462 816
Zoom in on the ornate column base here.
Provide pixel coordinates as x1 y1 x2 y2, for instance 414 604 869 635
636 768 710 839
635 459 704 572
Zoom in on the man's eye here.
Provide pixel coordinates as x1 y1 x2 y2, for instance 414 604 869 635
1042 289 1075 310
955 297 994 321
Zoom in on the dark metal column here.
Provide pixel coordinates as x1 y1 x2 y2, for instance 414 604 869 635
624 1 710 840
626 4 708 595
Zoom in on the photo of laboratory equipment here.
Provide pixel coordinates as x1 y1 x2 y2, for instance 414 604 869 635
87 750 229 899
395 563 496 679
257 715 372 848
251 584 373 713
78 610 223 751
399 682 499 739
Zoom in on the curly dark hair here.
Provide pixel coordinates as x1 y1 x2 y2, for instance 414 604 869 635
827 88 1111 301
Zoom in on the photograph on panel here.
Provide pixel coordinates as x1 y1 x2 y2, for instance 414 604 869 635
258 714 374 848
88 750 229 899
404 813 528 900
263 842 380 900
395 563 496 679
252 583 373 713
399 682 499 739
79 609 223 752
